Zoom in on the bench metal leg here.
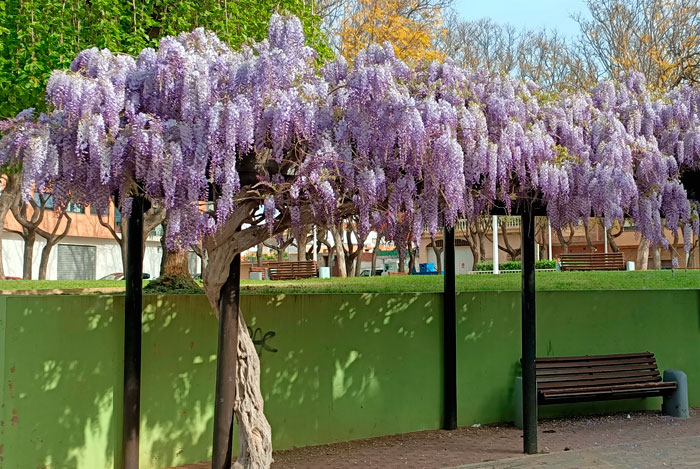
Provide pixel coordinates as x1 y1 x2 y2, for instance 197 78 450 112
662 369 689 418
514 376 524 429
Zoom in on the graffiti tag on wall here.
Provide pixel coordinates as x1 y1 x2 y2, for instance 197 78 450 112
248 327 278 356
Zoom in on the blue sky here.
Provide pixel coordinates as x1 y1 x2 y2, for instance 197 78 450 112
453 0 588 37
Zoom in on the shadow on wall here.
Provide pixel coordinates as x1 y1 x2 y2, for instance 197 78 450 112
248 292 444 451
0 295 124 469
139 295 217 468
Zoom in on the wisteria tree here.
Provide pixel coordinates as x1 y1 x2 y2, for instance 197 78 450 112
2 14 700 468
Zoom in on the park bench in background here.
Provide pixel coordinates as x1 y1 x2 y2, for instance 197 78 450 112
267 261 318 280
559 252 625 271
515 352 688 428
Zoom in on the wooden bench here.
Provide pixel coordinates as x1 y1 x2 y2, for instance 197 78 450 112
515 352 687 427
266 261 318 280
536 352 676 404
559 252 625 271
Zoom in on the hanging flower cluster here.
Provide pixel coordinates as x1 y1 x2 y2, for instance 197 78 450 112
1 14 699 253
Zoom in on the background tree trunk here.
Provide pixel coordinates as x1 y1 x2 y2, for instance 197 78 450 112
653 245 662 270
408 248 416 274
331 225 347 277
37 212 72 280
430 236 443 274
397 247 406 273
637 237 650 270
555 224 576 254
0 174 21 279
370 235 381 274
256 244 263 267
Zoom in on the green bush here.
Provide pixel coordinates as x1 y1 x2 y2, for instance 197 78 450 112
474 260 556 271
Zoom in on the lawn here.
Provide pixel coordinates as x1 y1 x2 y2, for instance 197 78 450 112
0 279 144 291
0 270 697 294
239 269 700 294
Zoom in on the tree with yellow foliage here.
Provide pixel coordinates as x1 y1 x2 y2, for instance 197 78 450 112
339 0 450 62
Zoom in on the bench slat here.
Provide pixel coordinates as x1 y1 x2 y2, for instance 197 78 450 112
537 363 659 376
536 357 657 370
537 370 661 383
538 375 661 390
536 352 652 363
540 381 676 397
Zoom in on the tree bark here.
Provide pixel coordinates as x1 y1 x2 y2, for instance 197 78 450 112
555 223 576 254
0 174 20 279
21 230 36 279
397 247 406 273
354 246 363 277
408 247 416 274
10 193 48 279
370 235 381 275
37 212 72 280
652 245 661 270
256 244 263 267
331 225 347 277
637 237 650 270
430 236 443 274
162 249 191 276
583 221 595 251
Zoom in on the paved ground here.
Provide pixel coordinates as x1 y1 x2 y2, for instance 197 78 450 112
458 435 700 468
173 409 700 469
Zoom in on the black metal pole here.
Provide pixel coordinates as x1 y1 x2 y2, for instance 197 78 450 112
443 227 457 430
521 206 537 454
212 253 242 468
123 195 145 469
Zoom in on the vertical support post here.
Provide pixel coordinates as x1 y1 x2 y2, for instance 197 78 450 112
123 195 145 469
521 206 537 454
548 220 552 261
212 254 242 468
443 226 457 430
313 225 318 262
492 215 499 274
604 226 608 254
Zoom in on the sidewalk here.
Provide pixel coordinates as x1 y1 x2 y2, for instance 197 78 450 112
173 409 700 468
457 435 700 468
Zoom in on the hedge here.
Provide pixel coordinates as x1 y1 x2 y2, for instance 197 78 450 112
474 260 556 271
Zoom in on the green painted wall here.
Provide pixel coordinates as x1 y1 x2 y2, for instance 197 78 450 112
1 290 699 468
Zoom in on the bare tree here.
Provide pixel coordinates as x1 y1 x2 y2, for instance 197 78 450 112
37 212 71 280
440 14 596 91
263 231 295 262
460 216 491 265
575 0 700 89
555 223 577 254
97 204 166 272
9 193 49 279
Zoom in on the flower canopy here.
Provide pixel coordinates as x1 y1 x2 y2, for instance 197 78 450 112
1 14 699 257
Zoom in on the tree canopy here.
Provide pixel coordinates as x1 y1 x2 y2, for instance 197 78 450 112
0 0 330 119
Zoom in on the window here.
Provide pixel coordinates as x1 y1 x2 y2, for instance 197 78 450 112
33 193 54 210
115 208 122 233
57 244 96 280
67 202 85 214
